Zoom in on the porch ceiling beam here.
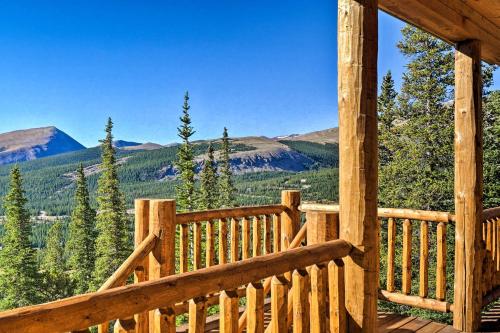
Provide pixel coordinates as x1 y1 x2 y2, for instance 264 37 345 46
379 0 500 64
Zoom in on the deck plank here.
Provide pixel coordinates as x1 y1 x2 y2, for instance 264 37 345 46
414 322 447 333
378 315 416 333
392 317 432 332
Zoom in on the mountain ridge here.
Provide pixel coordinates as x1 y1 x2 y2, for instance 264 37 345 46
0 126 86 165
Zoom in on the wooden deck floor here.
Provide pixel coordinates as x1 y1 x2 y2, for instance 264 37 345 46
179 312 460 333
178 301 500 333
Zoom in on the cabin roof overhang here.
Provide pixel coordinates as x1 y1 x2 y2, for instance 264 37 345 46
379 0 500 65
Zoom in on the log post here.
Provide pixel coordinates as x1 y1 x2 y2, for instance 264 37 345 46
338 0 378 331
453 39 483 332
149 199 176 333
280 190 301 252
134 199 150 333
306 211 338 245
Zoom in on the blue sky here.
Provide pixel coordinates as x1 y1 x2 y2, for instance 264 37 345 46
0 1 497 147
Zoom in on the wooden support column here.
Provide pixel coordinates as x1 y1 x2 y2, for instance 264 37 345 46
149 199 177 333
453 39 483 332
338 0 378 331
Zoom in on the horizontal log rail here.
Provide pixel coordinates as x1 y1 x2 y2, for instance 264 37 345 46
0 239 352 333
378 290 452 313
300 203 455 223
176 204 285 224
98 232 158 291
483 206 500 221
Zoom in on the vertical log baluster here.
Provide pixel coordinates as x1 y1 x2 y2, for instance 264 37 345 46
219 218 228 265
273 214 281 253
419 221 429 298
194 222 202 270
98 321 109 333
253 216 262 257
264 215 272 255
402 219 412 295
271 275 288 333
486 220 493 252
387 218 396 292
310 264 327 333
247 282 264 333
220 290 239 333
292 269 309 333
495 218 500 278
231 218 239 262
329 259 346 333
134 199 149 333
206 220 215 267
436 222 447 301
242 217 251 259
180 224 189 273
114 317 136 333
189 296 207 333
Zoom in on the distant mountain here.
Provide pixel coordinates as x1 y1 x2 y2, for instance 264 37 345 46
113 140 142 148
275 128 339 144
0 126 85 165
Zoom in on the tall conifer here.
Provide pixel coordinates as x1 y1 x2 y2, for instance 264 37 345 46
378 71 398 165
42 221 72 300
66 164 96 294
0 166 41 309
199 142 219 209
91 118 130 289
218 127 236 207
175 92 197 211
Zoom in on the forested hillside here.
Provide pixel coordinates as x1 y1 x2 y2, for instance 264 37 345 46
0 137 339 216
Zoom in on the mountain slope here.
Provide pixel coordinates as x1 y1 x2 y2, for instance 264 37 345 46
0 127 85 165
277 128 339 144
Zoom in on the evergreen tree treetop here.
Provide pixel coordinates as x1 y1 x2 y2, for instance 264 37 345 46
199 141 219 210
0 166 41 309
92 118 130 290
175 92 197 211
67 163 96 294
219 127 236 207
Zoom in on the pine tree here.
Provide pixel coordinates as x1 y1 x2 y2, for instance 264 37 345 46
378 71 398 165
91 118 130 290
484 90 500 207
42 221 73 300
66 164 96 294
218 127 236 207
0 166 41 309
199 142 219 209
379 25 455 211
175 91 197 211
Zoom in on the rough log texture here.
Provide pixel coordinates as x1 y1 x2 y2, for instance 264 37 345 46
149 199 177 333
453 39 483 332
338 0 378 331
134 199 150 333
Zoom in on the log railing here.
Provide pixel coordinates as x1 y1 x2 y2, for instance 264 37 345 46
175 204 286 272
300 203 455 313
0 238 353 333
482 207 500 306
91 190 301 333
